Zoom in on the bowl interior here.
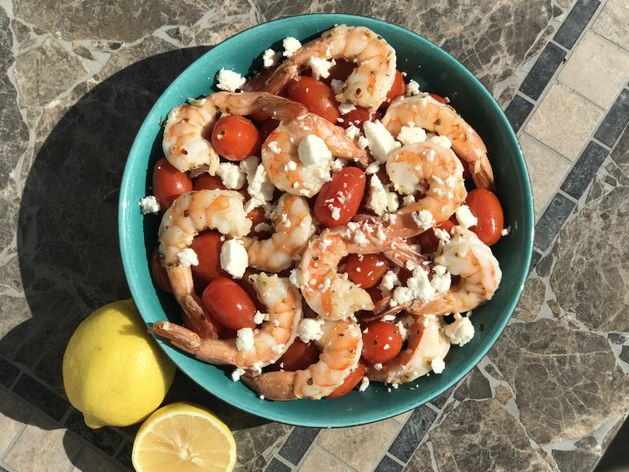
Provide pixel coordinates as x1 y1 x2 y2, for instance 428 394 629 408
119 14 533 427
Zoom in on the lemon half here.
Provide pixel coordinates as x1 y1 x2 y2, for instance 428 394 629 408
132 402 236 472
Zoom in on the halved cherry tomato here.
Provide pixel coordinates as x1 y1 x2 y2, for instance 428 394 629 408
190 231 224 283
416 220 455 254
465 189 504 246
258 119 279 142
361 321 403 364
152 157 193 210
326 363 366 398
340 107 377 131
272 339 320 371
314 167 366 227
324 59 355 83
201 277 257 330
380 70 406 109
211 115 261 161
150 248 171 293
194 174 225 191
344 254 390 289
287 76 340 123
429 93 447 104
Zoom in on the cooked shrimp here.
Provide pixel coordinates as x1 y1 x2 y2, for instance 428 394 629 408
367 315 450 384
382 94 494 188
243 194 313 272
163 92 305 173
158 190 251 329
298 222 422 320
242 320 362 400
263 25 396 110
149 273 302 369
262 113 367 197
386 142 467 239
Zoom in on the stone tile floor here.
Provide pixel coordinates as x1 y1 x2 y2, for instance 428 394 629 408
0 0 628 471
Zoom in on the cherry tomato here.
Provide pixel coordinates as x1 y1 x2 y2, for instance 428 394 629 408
194 174 225 191
465 189 505 246
344 254 389 289
361 321 403 364
152 157 193 210
416 220 455 254
190 232 224 283
314 167 366 227
340 107 377 131
180 308 220 339
150 248 171 293
258 119 279 142
287 76 340 123
429 93 447 104
272 339 320 371
380 70 406 109
211 115 261 161
201 277 257 330
326 363 366 398
324 59 355 83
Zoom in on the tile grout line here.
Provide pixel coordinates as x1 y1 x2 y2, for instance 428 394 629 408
0 421 28 464
589 28 629 55
366 413 417 471
315 444 359 472
271 454 296 471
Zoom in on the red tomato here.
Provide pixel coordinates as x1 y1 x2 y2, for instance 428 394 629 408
287 76 340 123
272 339 320 371
380 70 406 109
258 119 279 142
344 254 390 289
152 157 193 210
211 115 261 161
361 321 403 364
429 93 447 104
314 167 366 227
465 189 505 246
340 107 377 131
201 277 257 330
190 232 224 283
416 220 455 254
326 363 366 398
150 248 171 293
324 59 355 83
194 174 225 191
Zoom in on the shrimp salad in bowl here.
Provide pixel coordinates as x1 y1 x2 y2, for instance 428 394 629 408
138 25 508 401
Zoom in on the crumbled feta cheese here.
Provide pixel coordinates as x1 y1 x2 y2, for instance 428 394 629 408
501 227 511 236
359 376 370 392
253 311 268 325
382 314 396 321
282 37 302 57
297 318 324 343
298 135 332 167
330 206 341 220
309 57 334 79
396 320 408 341
443 314 475 346
429 135 452 149
365 162 380 174
431 264 451 293
363 120 401 162
455 205 478 229
338 103 356 115
406 79 421 96
249 163 275 202
383 343 390 350
236 327 255 351
357 135 369 149
387 191 399 212
330 79 344 94
392 265 436 305
231 368 245 381
373 363 383 371
411 209 434 230
397 124 427 145
367 175 389 216
344 124 361 140
268 141 281 154
330 159 345 172
259 394 265 400
216 68 246 92
271 343 286 355
289 268 303 288
402 194 415 206
434 227 451 243
262 48 280 68
216 162 245 189
285 160 297 171
139 195 160 214
220 239 248 278
431 357 445 374
251 361 263 374
177 248 198 267
353 230 369 245
379 270 400 295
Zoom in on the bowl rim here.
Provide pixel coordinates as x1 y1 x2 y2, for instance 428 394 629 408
119 12 534 427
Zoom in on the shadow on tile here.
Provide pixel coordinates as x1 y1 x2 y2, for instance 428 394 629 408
3 43 270 470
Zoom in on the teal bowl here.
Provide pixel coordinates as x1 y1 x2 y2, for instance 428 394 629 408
119 14 533 427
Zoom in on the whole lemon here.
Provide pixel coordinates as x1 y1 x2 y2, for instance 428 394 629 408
63 299 175 429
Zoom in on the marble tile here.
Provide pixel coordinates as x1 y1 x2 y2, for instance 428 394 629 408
504 95 535 133
609 124 629 175
392 411 413 424
70 447 128 472
4 413 82 472
299 446 352 472
318 419 399 472
519 133 572 218
554 0 601 49
374 455 403 472
387 405 437 463
453 368 492 401
277 427 318 466
233 422 293 472
513 277 546 322
561 141 608 198
526 84 604 160
534 193 576 250
519 42 566 100
529 249 543 274
0 389 33 455
558 32 629 109
592 0 629 51
404 443 434 472
552 448 599 472
428 386 455 410
594 88 629 148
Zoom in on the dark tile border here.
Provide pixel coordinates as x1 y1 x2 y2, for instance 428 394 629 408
64 409 125 456
594 88 629 148
12 372 69 422
0 357 20 388
504 95 535 133
387 405 438 463
554 0 601 49
374 454 404 472
529 249 543 274
265 457 293 472
519 42 566 100
534 193 577 251
277 427 320 465
561 141 608 199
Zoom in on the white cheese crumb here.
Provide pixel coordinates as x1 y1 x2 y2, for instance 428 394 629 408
297 318 324 343
330 206 341 220
379 270 400 295
216 162 245 190
268 141 281 154
434 228 451 243
262 48 280 68
236 327 255 351
285 160 297 171
253 311 267 325
431 357 445 374
177 248 198 267
431 264 451 293
365 162 380 175
220 239 248 278
373 363 383 371
501 227 511 236
353 230 369 245
406 79 421 96
289 268 303 288
387 191 399 212
298 135 332 167
456 205 478 229
231 368 245 381
443 314 475 346
251 361 263 374
357 135 369 149
241 156 274 203
330 159 345 172
397 124 427 145
367 175 389 216
345 124 361 140
359 376 370 392
396 320 408 341
338 103 357 115
429 135 452 149
259 394 265 400
392 265 436 305
271 343 286 355
139 195 160 214
282 37 302 57
411 209 434 230
309 57 334 79
402 194 415 206
216 68 246 92
330 79 344 94
363 120 401 162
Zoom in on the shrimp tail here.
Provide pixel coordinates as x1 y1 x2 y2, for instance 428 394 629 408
149 321 203 353
383 238 424 268
262 64 300 96
181 294 220 339
471 155 495 190
242 371 297 401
